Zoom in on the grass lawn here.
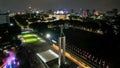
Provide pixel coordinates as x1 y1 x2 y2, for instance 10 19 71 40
24 38 39 43
22 33 39 43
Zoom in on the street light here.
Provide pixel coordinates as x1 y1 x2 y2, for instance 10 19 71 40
46 34 51 39
46 33 58 44
10 23 14 26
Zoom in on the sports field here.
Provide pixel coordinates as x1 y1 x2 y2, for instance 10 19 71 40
21 33 45 43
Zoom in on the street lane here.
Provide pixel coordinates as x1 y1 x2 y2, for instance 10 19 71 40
52 44 92 68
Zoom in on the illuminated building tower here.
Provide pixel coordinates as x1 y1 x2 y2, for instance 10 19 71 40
54 10 68 20
86 9 91 17
79 8 83 17
58 25 66 68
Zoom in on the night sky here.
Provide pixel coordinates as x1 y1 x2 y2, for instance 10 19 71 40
0 0 120 12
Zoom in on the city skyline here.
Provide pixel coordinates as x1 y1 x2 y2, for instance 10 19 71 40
0 0 120 12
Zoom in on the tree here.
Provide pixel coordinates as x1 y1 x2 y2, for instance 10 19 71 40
112 9 118 16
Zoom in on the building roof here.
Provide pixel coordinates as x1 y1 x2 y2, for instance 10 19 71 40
37 49 59 63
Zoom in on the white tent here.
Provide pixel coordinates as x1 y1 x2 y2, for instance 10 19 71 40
37 49 59 63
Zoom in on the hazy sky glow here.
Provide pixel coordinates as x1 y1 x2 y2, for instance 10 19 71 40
0 0 120 12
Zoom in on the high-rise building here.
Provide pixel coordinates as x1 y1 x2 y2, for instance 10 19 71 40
0 13 10 24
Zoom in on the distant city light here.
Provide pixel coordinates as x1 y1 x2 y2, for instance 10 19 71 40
28 6 32 9
36 11 39 14
17 12 21 14
54 9 68 14
55 10 64 14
